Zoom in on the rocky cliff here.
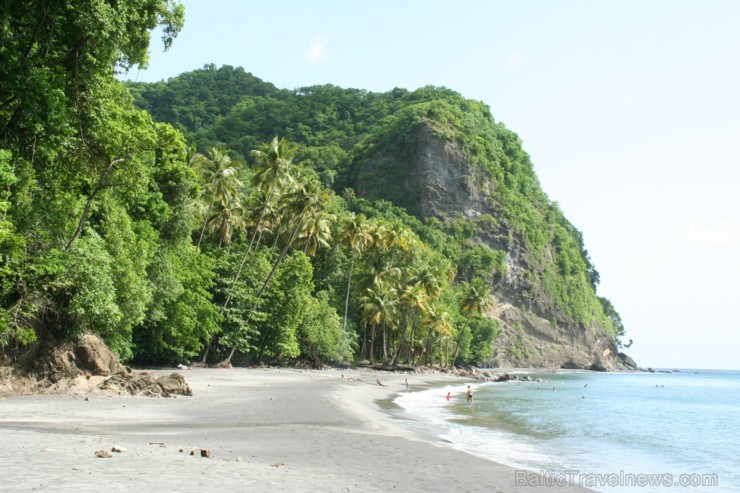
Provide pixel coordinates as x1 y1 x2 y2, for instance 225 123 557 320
358 120 625 371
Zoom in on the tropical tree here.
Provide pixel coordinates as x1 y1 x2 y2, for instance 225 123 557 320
221 136 295 310
192 147 244 252
384 220 412 264
223 177 333 364
452 279 495 365
296 208 335 257
337 213 374 332
360 280 398 363
410 264 444 302
419 305 453 366
206 199 247 248
391 282 429 365
244 188 279 252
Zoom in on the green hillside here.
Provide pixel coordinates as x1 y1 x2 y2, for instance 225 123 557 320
130 65 625 367
1 1 624 369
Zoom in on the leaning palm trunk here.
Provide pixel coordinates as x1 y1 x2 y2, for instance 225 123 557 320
195 205 211 253
406 323 416 363
342 255 355 331
391 317 414 366
451 315 471 367
223 220 301 365
199 193 275 364
416 327 434 366
222 189 274 310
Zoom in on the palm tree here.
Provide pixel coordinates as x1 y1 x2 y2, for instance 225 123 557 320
452 279 495 366
244 188 279 252
206 198 247 248
192 147 244 253
419 305 453 366
391 283 429 365
296 208 335 257
384 220 412 265
337 213 374 332
370 222 390 253
359 280 398 363
359 247 401 291
225 178 331 364
410 264 443 301
222 137 295 310
200 138 293 364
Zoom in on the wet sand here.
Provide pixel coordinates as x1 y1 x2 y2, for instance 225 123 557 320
0 367 593 492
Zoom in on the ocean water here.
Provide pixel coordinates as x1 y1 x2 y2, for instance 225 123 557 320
392 370 740 492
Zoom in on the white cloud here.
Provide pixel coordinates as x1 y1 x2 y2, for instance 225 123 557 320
505 51 526 72
304 36 328 64
688 220 740 247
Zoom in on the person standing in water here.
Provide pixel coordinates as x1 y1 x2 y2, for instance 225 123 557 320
466 385 474 402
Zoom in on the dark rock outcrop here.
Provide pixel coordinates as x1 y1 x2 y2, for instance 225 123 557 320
1 333 192 397
618 352 638 370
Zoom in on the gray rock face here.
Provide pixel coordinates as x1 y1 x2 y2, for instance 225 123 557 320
412 124 490 219
487 303 619 370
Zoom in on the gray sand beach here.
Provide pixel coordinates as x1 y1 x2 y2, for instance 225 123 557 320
0 368 592 492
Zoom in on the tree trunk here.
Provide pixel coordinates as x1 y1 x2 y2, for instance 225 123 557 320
369 324 376 363
360 321 367 360
65 189 99 252
221 187 273 310
342 255 354 331
407 322 416 363
195 205 210 253
228 221 301 365
391 315 414 366
201 190 276 364
382 320 388 362
416 327 434 366
65 156 126 252
451 316 471 367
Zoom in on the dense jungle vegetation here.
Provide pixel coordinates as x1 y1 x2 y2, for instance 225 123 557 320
1 1 623 368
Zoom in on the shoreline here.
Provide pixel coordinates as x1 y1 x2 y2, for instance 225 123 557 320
0 367 594 492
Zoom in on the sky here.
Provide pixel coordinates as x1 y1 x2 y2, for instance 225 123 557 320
125 0 740 370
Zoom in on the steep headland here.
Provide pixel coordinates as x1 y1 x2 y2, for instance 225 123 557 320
130 65 630 370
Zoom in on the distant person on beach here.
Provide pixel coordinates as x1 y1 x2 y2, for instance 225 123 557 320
466 385 474 402
445 392 453 400
376 378 388 387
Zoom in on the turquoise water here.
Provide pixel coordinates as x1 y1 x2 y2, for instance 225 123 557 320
393 370 739 492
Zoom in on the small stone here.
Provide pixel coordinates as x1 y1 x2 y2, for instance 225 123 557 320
84 397 90 401
190 450 196 456
179 448 184 453
95 450 113 458
111 445 125 453
200 449 212 458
